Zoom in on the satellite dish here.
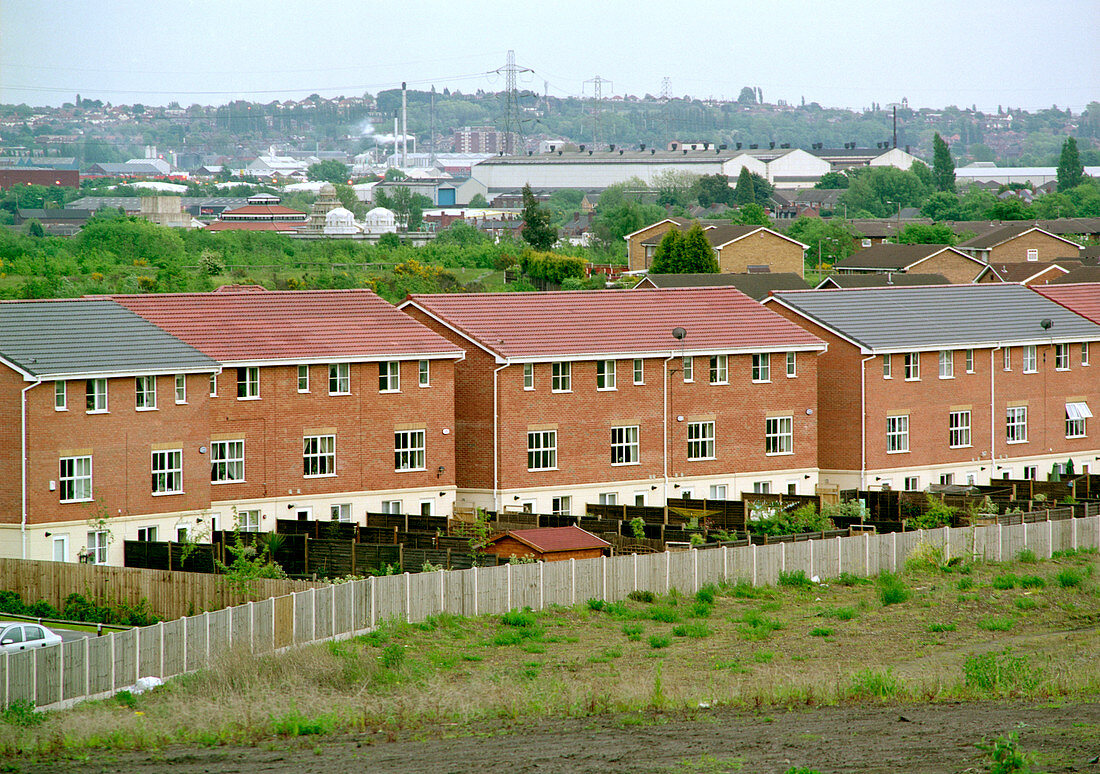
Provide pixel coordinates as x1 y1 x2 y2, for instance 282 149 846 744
672 327 686 340
1040 318 1053 330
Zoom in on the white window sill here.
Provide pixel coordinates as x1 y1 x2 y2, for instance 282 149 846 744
765 451 794 457
523 386 535 391
1023 369 1037 374
752 379 771 384
938 375 954 380
597 387 617 392
1066 435 1087 440
527 468 559 472
379 389 401 394
86 410 108 415
965 370 975 375
54 407 68 412
611 461 640 467
633 381 644 386
395 467 427 473
683 380 694 384
1005 440 1029 445
328 392 352 397
175 401 187 405
237 396 261 401
60 498 93 504
152 491 183 497
949 444 972 450
904 378 920 382
136 407 158 412
687 457 716 462
551 390 572 394
786 374 797 379
1056 368 1070 372
886 449 910 454
883 376 892 380
297 389 310 394
211 479 245 485
304 473 337 479
709 381 728 386
418 383 430 389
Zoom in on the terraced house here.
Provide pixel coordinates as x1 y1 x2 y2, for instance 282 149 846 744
765 284 1100 491
401 288 826 514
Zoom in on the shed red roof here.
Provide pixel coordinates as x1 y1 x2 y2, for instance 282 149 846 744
403 287 825 359
111 289 463 363
1033 284 1100 324
487 526 610 553
205 221 302 232
220 204 307 218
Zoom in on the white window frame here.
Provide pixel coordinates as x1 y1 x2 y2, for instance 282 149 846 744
86 378 108 413
59 456 92 503
940 473 955 486
87 530 108 565
904 476 919 491
1055 343 1069 371
137 526 157 542
904 352 920 381
1082 342 1090 366
135 376 157 410
1006 406 1028 444
682 356 693 383
329 362 351 395
786 352 797 378
527 430 557 471
687 420 715 460
882 354 891 379
418 360 430 387
151 449 183 495
709 354 728 385
752 353 771 383
394 429 426 471
1026 248 1038 262
210 439 245 483
330 503 352 523
886 415 909 453
1022 345 1037 373
209 373 218 397
303 434 336 477
965 349 974 373
596 360 617 390
1003 347 1011 371
54 381 67 411
938 350 954 379
709 484 727 500
238 510 261 532
610 425 639 465
551 362 571 393
237 367 259 400
633 358 644 385
949 410 971 448
765 415 793 455
174 374 186 404
552 496 571 516
523 363 534 390
598 492 617 506
379 361 400 392
1066 402 1092 438
753 481 771 495
1023 465 1037 480
381 500 402 515
298 364 310 393
52 535 69 563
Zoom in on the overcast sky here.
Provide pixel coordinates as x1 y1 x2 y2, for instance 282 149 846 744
2 0 1097 112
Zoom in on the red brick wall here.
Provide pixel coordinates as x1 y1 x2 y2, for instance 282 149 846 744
207 360 456 502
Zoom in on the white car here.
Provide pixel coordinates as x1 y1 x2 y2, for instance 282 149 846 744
0 622 63 654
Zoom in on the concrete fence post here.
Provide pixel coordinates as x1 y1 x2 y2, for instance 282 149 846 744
538 561 544 610
369 578 376 628
837 536 842 576
1072 516 1077 551
864 533 870 575
752 543 757 586
1023 521 1028 553
291 592 298 643
692 548 698 592
722 545 728 581
809 538 814 578
473 566 479 616
110 633 116 691
570 558 575 606
441 568 446 615
602 555 608 601
84 636 90 699
944 525 951 564
1048 519 1053 558
665 551 671 593
998 523 1003 562
4 651 9 708
506 563 512 611
204 611 210 667
780 542 786 572
332 584 337 633
247 603 254 655
405 572 411 624
134 627 140 683
159 620 165 678
311 587 317 642
632 553 638 591
32 647 36 706
58 641 63 705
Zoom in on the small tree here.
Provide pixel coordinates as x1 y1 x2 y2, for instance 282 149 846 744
520 183 556 250
735 202 770 226
931 133 956 193
215 531 288 597
1057 136 1084 192
679 223 719 273
306 160 350 184
734 167 756 206
649 228 684 273
468 193 489 207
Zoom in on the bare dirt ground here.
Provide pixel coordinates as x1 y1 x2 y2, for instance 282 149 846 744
18 699 1100 774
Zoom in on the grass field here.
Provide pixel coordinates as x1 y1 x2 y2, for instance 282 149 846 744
2 546 1097 766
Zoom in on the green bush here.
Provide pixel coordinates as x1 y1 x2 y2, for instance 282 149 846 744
778 570 814 589
0 699 43 727
819 606 857 620
1019 575 1045 589
688 601 713 618
737 609 784 640
836 572 871 587
622 622 643 641
748 503 833 537
648 634 671 649
695 585 717 605
877 572 910 605
501 609 537 627
1057 568 1085 588
906 496 957 530
649 606 680 623
1014 597 1038 611
977 616 1014 632
1017 549 1037 564
627 590 655 603
380 644 405 669
957 577 975 591
977 732 1037 774
992 573 1018 590
586 599 605 612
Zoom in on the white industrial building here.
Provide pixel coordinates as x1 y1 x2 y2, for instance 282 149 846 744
955 162 1100 188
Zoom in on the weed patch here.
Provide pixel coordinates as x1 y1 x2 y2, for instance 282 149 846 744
627 590 655 604
0 700 43 728
1019 575 1045 589
778 570 814 589
672 622 710 639
963 651 1044 696
1057 568 1085 588
648 634 671 649
819 605 857 620
928 622 956 633
846 668 903 700
1014 597 1038 611
622 622 643 641
1017 549 1037 564
877 571 910 605
737 609 783 641
809 627 833 638
977 616 1014 632
992 573 1018 590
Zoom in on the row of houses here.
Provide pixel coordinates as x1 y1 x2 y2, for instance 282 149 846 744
3 282 1099 566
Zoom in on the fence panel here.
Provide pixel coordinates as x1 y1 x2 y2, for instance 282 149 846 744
35 646 60 707
7 651 35 704
251 599 274 653
87 634 112 695
207 609 231 654
184 615 207 670
112 629 136 690
314 586 334 639
571 556 601 603
61 639 85 702
407 571 439 622
541 561 573 608
478 564 508 616
161 619 185 677
374 575 405 624
510 563 541 611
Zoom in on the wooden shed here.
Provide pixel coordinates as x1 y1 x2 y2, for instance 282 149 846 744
481 526 610 563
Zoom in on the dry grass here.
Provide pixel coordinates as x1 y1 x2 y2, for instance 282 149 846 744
2 549 1098 759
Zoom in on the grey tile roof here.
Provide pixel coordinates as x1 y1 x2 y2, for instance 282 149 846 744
636 272 809 299
833 244 958 271
769 284 1100 351
815 273 950 289
0 299 217 378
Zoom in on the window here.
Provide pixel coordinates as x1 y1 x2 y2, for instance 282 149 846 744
1026 248 1038 262
904 476 919 491
940 473 955 486
238 510 260 532
87 530 108 565
551 362 571 392
633 359 644 384
381 500 401 515
965 349 974 373
135 376 157 409
787 482 798 495
939 350 953 379
1055 344 1069 371
1006 406 1028 444
237 367 259 399
786 352 797 378
394 429 426 471
527 430 557 470
59 456 92 502
634 492 646 506
753 482 771 494
137 526 157 542
86 379 107 413
1066 402 1092 438
419 360 430 387
1022 345 1037 373
210 440 245 483
610 425 639 465
552 496 571 516
419 500 434 517
523 363 534 390
209 373 218 397
599 493 617 506
882 355 891 379
709 484 727 500
151 450 183 494
1023 465 1037 480
54 381 66 411
949 410 971 448
687 421 715 460
330 504 351 522
904 353 920 380
1082 342 1090 366
596 360 616 390
378 361 399 392
752 353 771 382
174 374 186 404
1003 347 1011 371
765 416 793 455
682 356 693 382
709 355 728 384
329 363 350 394
303 435 336 477
861 238 872 248
886 415 909 453
297 365 310 392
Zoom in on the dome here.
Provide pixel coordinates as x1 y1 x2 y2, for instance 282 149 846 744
363 206 397 235
325 206 354 223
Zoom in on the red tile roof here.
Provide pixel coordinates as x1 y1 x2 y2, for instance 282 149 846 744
220 204 307 217
404 287 825 359
205 221 303 232
488 526 610 553
111 289 463 362
1033 284 1100 324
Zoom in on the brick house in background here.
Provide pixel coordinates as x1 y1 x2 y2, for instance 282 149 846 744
831 244 987 284
112 288 464 532
401 288 826 514
956 224 1081 264
0 299 218 565
628 219 808 277
765 285 1100 491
